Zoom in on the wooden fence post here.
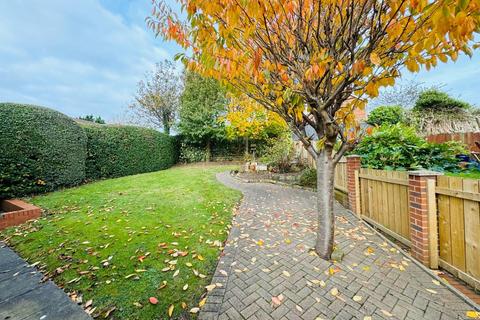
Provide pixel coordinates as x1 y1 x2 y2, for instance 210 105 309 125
346 155 361 215
408 170 442 267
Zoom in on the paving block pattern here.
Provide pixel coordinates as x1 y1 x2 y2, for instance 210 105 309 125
200 172 479 320
0 243 91 320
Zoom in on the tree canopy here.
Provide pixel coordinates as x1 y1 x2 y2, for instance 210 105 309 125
149 0 480 258
130 60 181 134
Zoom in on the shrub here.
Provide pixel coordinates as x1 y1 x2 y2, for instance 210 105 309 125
413 89 471 112
82 124 176 179
260 134 294 172
0 103 87 199
179 142 207 163
299 168 317 188
366 105 405 126
355 124 467 171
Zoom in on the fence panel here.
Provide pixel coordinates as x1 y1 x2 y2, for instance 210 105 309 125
436 175 480 289
358 168 411 245
334 159 347 193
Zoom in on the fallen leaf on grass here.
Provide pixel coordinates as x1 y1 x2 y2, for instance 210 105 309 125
190 307 200 314
199 298 207 307
103 306 116 318
149 297 158 305
168 304 174 317
85 299 93 308
183 284 188 291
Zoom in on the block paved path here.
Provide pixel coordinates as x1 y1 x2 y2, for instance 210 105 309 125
200 172 479 320
0 242 91 320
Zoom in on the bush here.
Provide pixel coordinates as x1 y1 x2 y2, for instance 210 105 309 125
179 142 207 163
299 168 317 188
413 89 471 112
0 103 87 199
366 105 405 126
260 134 294 172
82 124 176 180
355 124 467 171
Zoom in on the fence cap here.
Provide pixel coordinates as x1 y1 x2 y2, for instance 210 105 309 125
408 170 444 177
345 154 361 159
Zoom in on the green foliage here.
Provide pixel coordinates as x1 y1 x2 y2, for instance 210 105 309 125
413 89 471 112
0 103 87 199
179 141 208 163
179 72 227 145
355 124 467 171
79 114 106 124
299 168 317 188
366 105 405 126
260 133 294 172
82 124 176 180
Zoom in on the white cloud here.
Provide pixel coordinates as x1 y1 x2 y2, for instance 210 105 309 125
0 0 178 120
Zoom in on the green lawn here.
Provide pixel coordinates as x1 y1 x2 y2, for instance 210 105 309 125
1 165 241 319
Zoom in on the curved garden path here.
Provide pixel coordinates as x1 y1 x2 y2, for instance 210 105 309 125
200 172 479 320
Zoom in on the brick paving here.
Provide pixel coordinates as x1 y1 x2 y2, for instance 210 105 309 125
200 172 479 320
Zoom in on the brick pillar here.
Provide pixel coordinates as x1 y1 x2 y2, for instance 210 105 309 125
346 155 361 214
408 171 442 266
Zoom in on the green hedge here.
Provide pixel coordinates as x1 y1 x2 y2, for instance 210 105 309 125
82 124 176 180
0 103 87 199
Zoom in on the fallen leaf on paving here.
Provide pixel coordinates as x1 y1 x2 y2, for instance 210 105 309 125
257 240 264 246
199 298 207 307
271 294 284 308
381 310 393 317
205 284 216 291
149 297 158 305
353 295 362 302
219 269 228 276
296 305 303 312
330 287 339 296
426 289 437 294
432 279 441 286
363 317 372 320
466 311 480 318
85 299 93 308
282 270 291 277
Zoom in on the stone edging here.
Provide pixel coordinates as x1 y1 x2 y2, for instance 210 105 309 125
232 174 480 311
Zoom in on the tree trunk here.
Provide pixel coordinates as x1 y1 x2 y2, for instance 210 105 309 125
162 112 170 135
244 136 249 156
315 148 336 260
163 123 170 135
206 139 211 162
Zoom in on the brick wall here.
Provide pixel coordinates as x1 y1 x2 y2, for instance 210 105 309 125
0 199 41 230
346 155 361 214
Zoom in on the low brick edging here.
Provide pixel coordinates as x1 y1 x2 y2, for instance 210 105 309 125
0 199 41 230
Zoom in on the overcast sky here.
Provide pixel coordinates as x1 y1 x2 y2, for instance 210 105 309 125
0 0 479 122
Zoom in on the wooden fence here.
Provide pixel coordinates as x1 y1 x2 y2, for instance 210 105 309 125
426 132 480 152
351 168 480 290
436 175 480 289
358 169 411 246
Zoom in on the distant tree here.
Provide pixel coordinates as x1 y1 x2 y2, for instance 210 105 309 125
369 80 432 109
179 72 227 161
80 115 105 124
367 105 405 127
130 60 181 135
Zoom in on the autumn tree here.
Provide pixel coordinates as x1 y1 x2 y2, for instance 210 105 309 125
130 60 181 134
225 94 288 155
179 71 227 161
149 0 480 259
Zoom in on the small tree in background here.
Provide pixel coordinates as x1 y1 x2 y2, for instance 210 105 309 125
367 106 405 127
130 60 181 135
224 94 288 157
79 115 105 124
179 71 227 161
150 0 480 259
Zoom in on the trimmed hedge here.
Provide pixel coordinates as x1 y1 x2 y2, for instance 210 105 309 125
0 103 87 199
82 124 176 180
